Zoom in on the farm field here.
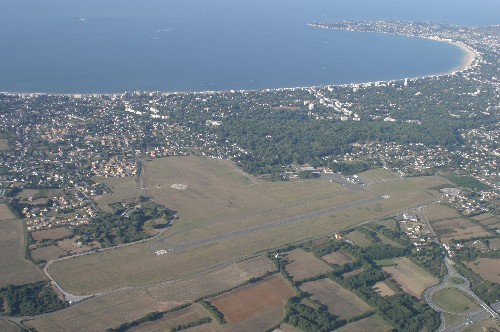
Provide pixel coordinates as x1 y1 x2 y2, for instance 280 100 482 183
425 204 461 221
50 157 445 294
31 227 71 241
299 278 372 319
210 275 294 323
488 238 500 250
372 281 396 297
28 257 274 331
465 258 500 283
0 138 9 150
432 287 480 314
0 204 16 220
25 288 178 332
375 218 397 231
0 217 45 287
127 303 210 332
0 320 22 332
440 225 491 242
381 257 438 299
343 267 364 278
284 249 331 281
335 315 392 332
321 250 356 266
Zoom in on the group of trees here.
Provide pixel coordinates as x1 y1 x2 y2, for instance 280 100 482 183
0 282 67 316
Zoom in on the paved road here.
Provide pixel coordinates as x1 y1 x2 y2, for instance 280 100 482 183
441 302 500 332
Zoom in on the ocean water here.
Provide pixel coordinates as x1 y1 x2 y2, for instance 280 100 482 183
0 0 498 93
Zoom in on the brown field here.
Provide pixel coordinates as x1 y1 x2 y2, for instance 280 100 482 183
285 249 331 281
146 256 276 302
25 289 179 332
300 278 372 319
335 315 392 332
50 157 445 294
382 257 438 299
92 176 142 212
0 204 16 220
465 258 500 284
321 250 355 265
372 281 396 297
127 303 209 332
346 230 372 247
31 227 71 241
343 267 365 278
30 245 67 262
0 218 46 287
211 275 294 323
0 320 22 332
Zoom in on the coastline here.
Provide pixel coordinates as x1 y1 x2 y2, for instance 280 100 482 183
0 25 479 97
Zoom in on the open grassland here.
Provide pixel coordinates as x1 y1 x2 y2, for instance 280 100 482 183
381 257 438 299
0 204 16 220
346 230 372 247
92 176 142 212
359 168 402 183
211 275 294 324
375 218 397 231
335 315 392 332
465 258 500 283
0 218 46 287
28 257 273 332
16 189 38 198
440 225 491 242
0 138 9 150
31 227 71 241
321 250 356 265
426 204 461 221
25 289 179 332
433 287 480 314
284 249 331 281
127 303 209 332
372 281 396 297
0 320 22 332
51 157 444 294
30 245 67 262
300 278 372 319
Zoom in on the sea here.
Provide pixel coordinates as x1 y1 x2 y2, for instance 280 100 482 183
0 0 498 94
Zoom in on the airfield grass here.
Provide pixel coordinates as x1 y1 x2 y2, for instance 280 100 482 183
0 217 46 287
335 314 392 332
432 287 480 314
51 158 444 294
381 257 438 299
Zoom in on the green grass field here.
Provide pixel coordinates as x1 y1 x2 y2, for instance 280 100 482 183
433 288 480 314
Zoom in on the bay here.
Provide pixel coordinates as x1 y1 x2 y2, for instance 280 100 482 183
0 0 498 93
